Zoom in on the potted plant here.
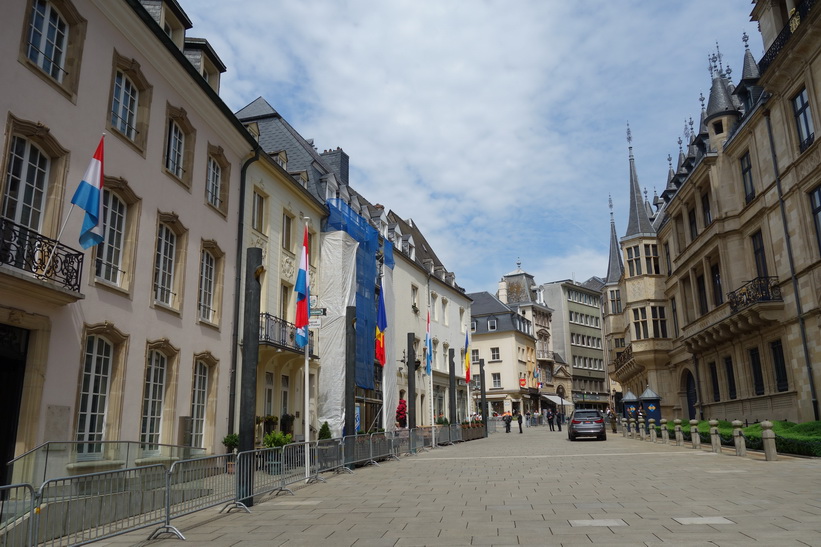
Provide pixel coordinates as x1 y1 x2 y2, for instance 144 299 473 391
317 421 334 466
262 431 292 474
222 433 239 473
264 415 278 435
318 421 332 440
396 399 407 428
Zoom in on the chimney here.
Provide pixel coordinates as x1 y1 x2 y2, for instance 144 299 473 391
320 147 349 185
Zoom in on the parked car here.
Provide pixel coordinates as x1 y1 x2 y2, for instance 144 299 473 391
568 409 607 441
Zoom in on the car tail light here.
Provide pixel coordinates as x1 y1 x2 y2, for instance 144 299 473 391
571 419 581 424
594 419 603 423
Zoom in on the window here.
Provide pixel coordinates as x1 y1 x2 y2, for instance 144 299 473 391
442 298 449 326
651 306 667 338
632 307 648 340
709 362 720 402
251 190 265 233
76 335 112 456
488 319 497 331
771 340 789 392
792 87 815 152
749 348 765 395
724 357 737 400
22 0 86 98
153 214 187 309
670 297 679 337
711 263 723 306
644 244 659 274
431 294 438 321
198 248 216 322
490 347 500 360
696 274 708 315
281 212 292 251
811 186 821 255
492 373 501 388
609 289 622 314
701 194 712 226
470 320 476 332
3 135 50 233
751 230 768 278
471 349 479 363
190 361 208 448
141 350 167 453
280 284 290 320
626 245 642 276
164 105 195 187
280 375 289 415
108 51 151 152
95 189 125 284
741 151 755 203
688 208 698 241
264 372 274 416
664 243 671 275
205 146 230 215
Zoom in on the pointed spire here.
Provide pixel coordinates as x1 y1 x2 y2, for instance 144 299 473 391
739 32 761 82
706 44 740 122
605 195 624 285
624 123 656 239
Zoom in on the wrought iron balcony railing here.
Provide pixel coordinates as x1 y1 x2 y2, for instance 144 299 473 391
259 312 315 355
759 0 816 74
0 217 84 292
728 276 782 313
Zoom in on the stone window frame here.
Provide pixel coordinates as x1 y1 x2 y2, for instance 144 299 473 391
106 51 152 155
92 177 141 295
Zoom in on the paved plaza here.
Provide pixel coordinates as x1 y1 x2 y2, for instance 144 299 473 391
104 426 821 546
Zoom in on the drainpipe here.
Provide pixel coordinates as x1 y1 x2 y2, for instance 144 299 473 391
763 107 819 421
228 147 261 434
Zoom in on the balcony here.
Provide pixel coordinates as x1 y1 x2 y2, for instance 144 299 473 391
0 217 84 303
759 0 816 74
259 312 316 356
536 349 554 361
683 277 783 353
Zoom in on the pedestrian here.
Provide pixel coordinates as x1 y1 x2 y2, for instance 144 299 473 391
525 411 531 428
503 412 512 433
546 409 555 431
607 408 618 433
516 411 523 434
556 412 562 432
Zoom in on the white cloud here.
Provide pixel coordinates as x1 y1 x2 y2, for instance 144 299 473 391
185 0 756 292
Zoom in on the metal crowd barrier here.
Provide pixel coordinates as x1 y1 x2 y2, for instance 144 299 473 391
35 464 167 546
0 483 35 547
314 438 344 475
450 424 463 443
391 430 411 456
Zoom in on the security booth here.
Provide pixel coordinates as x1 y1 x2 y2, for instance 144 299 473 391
639 386 662 429
621 390 638 419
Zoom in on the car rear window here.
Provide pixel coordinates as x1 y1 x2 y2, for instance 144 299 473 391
573 411 600 419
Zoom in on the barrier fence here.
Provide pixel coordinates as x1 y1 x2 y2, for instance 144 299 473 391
0 425 489 546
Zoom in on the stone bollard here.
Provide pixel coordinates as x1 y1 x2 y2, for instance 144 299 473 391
732 420 746 457
628 418 636 438
649 418 657 443
622 418 628 437
638 418 646 440
709 419 721 453
674 419 683 446
761 420 778 461
690 419 701 449
661 418 669 444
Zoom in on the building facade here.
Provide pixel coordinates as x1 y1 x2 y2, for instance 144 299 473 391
604 0 821 424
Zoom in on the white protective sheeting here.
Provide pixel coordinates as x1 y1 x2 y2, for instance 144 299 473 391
382 266 397 432
317 231 359 438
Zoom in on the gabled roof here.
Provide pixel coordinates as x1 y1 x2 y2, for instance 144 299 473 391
467 291 512 316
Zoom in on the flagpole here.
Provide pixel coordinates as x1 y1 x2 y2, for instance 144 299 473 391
303 218 311 482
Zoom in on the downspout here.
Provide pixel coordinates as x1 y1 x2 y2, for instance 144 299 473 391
763 107 819 421
229 146 261 433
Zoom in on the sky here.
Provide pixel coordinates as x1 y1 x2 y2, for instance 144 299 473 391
183 1 758 294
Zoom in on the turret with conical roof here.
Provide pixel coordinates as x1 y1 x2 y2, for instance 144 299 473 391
605 196 624 285
624 124 655 239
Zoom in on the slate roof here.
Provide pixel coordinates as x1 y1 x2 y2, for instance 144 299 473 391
624 145 655 239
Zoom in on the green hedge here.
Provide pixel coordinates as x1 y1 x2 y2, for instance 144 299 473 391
655 420 821 456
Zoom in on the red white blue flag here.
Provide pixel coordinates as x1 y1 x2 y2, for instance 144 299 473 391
71 137 105 249
294 225 310 348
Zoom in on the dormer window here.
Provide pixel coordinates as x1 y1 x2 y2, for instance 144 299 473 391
488 319 497 331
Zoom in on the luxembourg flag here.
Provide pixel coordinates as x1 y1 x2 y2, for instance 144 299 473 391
294 225 310 348
425 309 432 375
71 137 105 249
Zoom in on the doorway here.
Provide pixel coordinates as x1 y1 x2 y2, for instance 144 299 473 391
0 324 29 486
685 370 697 420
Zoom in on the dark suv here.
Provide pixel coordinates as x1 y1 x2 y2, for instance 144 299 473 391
568 409 607 441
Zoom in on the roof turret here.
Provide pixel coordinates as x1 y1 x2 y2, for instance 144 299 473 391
604 196 624 285
624 124 656 239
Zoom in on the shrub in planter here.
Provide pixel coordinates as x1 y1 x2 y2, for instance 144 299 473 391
318 421 332 440
222 433 239 453
262 431 292 474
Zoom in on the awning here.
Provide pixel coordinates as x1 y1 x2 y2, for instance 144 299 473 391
543 395 573 406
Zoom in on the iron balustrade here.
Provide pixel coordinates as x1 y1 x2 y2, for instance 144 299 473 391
758 0 816 74
728 276 782 313
0 217 83 292
259 312 315 355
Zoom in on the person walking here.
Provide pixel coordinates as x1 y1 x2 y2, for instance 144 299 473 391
525 411 531 427
516 411 523 434
607 408 618 433
503 412 512 433
556 411 562 432
546 409 555 431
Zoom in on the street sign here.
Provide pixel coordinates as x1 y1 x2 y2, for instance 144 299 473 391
309 317 322 329
310 308 326 316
